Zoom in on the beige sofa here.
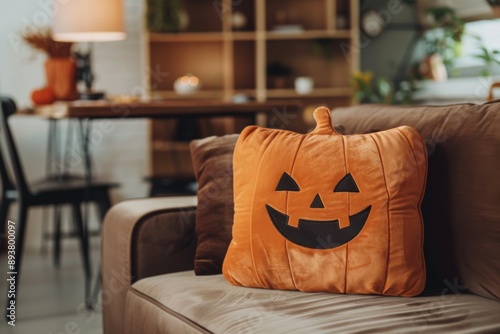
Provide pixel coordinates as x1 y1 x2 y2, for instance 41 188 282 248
102 103 500 333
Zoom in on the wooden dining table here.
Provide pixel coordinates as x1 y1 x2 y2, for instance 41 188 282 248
25 99 301 119
22 99 302 182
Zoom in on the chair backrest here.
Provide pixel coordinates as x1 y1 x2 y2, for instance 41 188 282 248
0 96 30 196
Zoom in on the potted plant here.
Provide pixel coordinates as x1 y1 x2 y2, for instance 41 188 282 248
266 62 292 89
421 7 465 80
22 28 77 101
352 71 394 104
471 35 500 77
147 0 182 33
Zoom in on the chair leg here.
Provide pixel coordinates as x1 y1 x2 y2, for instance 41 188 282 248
0 199 11 251
71 202 91 304
5 202 28 322
53 205 62 268
96 191 111 223
88 191 111 309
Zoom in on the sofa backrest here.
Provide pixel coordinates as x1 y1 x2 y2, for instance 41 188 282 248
332 102 500 301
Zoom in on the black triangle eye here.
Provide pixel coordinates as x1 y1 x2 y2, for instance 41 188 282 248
276 172 300 191
334 173 359 193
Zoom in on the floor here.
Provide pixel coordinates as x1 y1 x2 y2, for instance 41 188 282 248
0 238 103 334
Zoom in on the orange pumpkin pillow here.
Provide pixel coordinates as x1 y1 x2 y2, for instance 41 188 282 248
223 107 427 296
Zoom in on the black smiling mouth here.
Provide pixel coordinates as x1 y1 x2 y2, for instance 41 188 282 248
265 204 372 249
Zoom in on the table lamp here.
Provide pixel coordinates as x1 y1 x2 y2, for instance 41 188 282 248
52 0 126 100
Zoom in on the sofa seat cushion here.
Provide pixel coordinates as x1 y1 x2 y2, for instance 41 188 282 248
126 271 500 334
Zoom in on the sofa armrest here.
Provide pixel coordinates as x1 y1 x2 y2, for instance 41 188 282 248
101 196 197 334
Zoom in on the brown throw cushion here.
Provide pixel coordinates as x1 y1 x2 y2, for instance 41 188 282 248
332 102 500 301
190 134 239 275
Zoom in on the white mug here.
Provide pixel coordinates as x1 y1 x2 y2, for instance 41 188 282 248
295 77 314 95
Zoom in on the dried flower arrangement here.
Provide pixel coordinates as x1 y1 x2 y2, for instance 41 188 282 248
22 28 73 58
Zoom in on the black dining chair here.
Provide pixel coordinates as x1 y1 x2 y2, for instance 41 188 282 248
0 96 118 317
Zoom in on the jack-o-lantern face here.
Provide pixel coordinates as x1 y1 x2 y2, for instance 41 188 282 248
223 106 427 297
266 172 372 249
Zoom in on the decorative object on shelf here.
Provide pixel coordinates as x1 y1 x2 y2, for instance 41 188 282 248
174 74 200 95
487 0 500 17
313 38 335 61
231 11 247 30
471 39 500 77
22 28 77 101
272 25 304 33
267 62 292 89
294 77 314 95
352 71 393 104
273 9 304 33
231 94 252 104
352 71 416 105
52 0 126 100
336 14 348 29
147 0 181 33
422 7 465 68
275 10 288 25
418 54 448 82
31 86 56 105
361 10 385 38
179 8 190 31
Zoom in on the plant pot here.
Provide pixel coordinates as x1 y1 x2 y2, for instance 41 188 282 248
45 58 78 101
269 76 287 89
418 54 447 82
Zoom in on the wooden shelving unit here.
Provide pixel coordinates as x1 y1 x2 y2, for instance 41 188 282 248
145 0 359 181
146 0 359 103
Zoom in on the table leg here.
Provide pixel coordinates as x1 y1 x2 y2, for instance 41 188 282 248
42 120 62 254
78 118 93 308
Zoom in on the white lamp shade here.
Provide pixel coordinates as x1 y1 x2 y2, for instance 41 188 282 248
52 0 126 42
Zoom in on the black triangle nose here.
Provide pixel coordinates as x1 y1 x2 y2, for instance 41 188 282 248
310 194 324 208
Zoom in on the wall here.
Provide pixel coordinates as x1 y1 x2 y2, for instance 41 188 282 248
359 0 422 82
0 0 148 251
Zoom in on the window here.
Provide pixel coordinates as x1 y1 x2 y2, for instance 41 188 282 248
453 19 500 77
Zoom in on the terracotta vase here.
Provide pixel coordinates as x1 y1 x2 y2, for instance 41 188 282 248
45 58 78 101
419 54 448 82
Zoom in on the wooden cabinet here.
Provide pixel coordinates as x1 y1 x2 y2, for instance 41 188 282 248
145 0 359 181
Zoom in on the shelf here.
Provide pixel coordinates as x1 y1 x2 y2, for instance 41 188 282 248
149 32 224 42
266 0 326 31
231 32 257 41
233 89 257 95
266 30 352 40
149 30 352 42
150 90 225 100
149 32 260 42
266 87 352 98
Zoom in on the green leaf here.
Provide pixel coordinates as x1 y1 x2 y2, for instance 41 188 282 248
481 69 490 77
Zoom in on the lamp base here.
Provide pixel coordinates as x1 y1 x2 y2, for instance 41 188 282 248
79 91 105 100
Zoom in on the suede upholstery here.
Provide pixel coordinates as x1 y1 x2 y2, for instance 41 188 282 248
102 102 500 334
190 134 238 275
332 102 500 300
101 196 197 334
